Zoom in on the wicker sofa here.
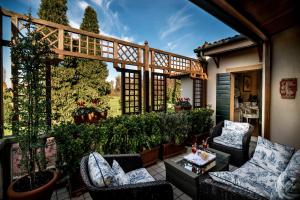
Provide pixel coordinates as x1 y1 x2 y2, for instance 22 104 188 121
208 121 254 166
80 154 173 200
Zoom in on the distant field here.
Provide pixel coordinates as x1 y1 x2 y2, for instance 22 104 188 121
108 95 121 117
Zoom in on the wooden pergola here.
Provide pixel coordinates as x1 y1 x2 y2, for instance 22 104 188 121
0 8 207 131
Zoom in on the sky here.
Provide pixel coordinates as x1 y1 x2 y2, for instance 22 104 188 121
1 0 237 86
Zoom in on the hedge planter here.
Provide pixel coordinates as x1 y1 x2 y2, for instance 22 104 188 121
174 106 192 112
160 143 187 160
185 132 210 146
140 146 160 167
7 170 58 200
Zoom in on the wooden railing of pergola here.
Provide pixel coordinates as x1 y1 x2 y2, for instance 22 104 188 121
0 7 207 121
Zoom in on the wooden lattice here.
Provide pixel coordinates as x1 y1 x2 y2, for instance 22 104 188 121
118 44 138 62
121 69 141 114
171 56 190 71
153 52 168 67
151 72 166 111
193 79 203 108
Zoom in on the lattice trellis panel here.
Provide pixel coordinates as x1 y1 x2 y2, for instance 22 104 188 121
118 44 138 62
121 69 142 114
151 72 166 112
153 52 168 67
193 79 203 108
171 56 191 71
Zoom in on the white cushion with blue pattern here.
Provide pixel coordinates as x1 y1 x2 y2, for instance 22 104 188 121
210 162 278 198
111 160 130 186
88 152 114 187
271 150 300 200
213 127 244 149
224 120 250 134
126 168 155 184
250 137 295 175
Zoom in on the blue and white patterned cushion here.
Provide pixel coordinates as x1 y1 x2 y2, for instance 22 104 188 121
111 160 130 186
126 168 155 184
210 162 278 198
88 152 114 187
250 137 295 175
271 150 300 200
213 128 244 149
224 120 249 134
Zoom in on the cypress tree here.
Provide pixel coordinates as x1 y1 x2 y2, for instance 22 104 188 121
80 6 100 34
38 0 69 25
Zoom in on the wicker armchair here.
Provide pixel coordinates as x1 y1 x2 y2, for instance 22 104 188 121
199 178 268 200
208 121 254 166
80 154 173 200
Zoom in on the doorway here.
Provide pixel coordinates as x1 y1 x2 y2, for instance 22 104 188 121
230 70 262 136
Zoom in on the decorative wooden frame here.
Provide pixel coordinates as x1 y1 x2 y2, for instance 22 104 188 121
121 68 142 115
151 72 166 112
243 75 251 92
280 78 297 99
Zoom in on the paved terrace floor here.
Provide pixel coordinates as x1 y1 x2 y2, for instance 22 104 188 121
51 139 257 200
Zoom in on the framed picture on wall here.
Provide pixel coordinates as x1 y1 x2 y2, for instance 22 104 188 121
243 75 251 92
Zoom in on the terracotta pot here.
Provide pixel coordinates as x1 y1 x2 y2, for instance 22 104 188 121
174 106 182 112
160 143 186 160
140 146 160 167
185 131 210 146
7 170 58 200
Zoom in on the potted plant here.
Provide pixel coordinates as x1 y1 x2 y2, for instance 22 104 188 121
174 98 192 112
160 112 190 159
72 99 109 124
139 112 162 167
7 18 58 200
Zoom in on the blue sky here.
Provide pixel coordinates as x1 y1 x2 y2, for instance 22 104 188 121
1 0 237 86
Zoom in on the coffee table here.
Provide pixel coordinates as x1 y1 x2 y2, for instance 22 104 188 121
164 147 230 200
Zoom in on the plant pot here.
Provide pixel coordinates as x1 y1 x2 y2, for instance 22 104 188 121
140 146 160 167
185 131 210 146
7 170 58 200
69 169 87 197
160 143 186 160
174 106 192 112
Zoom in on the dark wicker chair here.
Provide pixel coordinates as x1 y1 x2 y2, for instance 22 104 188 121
199 178 268 200
80 154 173 200
208 121 254 166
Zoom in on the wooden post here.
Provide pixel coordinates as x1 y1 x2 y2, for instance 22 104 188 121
0 11 3 138
143 41 150 113
58 29 64 59
263 41 271 139
121 67 125 115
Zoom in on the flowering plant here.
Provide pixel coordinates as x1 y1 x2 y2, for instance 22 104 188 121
175 97 192 108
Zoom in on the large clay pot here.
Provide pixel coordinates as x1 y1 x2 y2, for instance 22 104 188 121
7 170 58 200
160 143 186 160
140 146 160 167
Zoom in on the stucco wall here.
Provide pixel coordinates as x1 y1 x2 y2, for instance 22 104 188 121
206 47 260 124
181 77 193 105
270 25 300 149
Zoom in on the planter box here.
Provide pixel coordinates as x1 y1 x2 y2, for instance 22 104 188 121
73 111 107 125
174 106 192 112
160 143 187 160
185 132 210 146
140 146 160 167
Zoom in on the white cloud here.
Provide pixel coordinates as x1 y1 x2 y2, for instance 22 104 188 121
91 0 102 5
69 19 80 29
160 6 192 39
78 1 89 10
166 34 191 51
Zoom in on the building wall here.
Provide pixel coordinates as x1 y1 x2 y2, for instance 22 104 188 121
270 25 300 149
206 47 260 124
181 77 193 105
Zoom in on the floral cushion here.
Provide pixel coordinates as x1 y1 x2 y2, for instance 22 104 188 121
224 120 250 134
88 152 114 187
271 150 300 200
250 136 295 175
111 160 130 186
126 168 155 184
210 162 278 198
213 128 244 149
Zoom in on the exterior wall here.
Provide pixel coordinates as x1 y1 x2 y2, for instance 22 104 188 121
181 77 193 105
270 25 300 149
206 47 260 124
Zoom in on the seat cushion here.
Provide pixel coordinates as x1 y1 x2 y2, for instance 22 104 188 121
213 128 244 149
224 120 250 134
250 136 295 175
111 160 130 186
88 152 114 187
271 150 300 199
210 162 278 198
126 168 155 184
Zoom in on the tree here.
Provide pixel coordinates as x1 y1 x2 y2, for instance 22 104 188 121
115 75 121 94
38 0 68 25
80 6 100 34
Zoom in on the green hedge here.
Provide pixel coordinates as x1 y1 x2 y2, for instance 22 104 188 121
53 108 214 174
